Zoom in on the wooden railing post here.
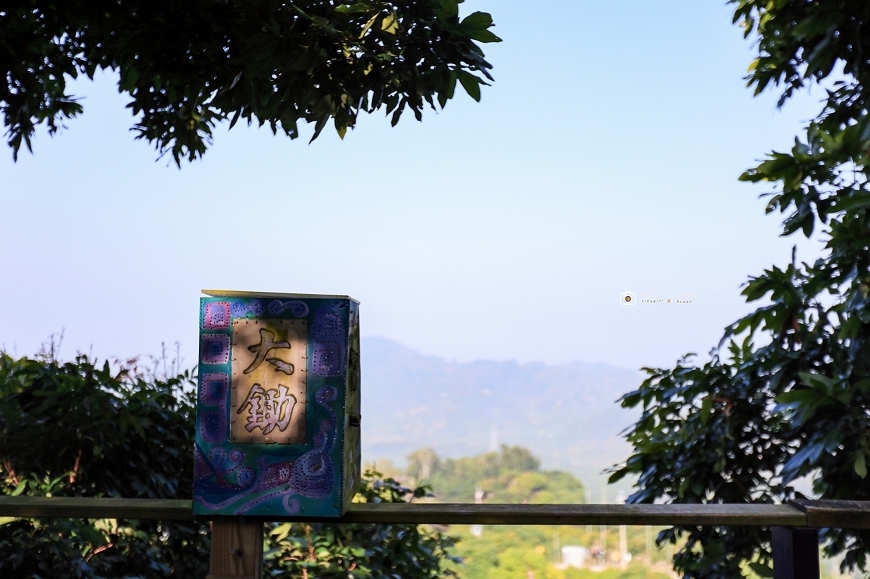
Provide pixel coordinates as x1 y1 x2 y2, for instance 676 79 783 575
772 526 819 579
206 520 264 579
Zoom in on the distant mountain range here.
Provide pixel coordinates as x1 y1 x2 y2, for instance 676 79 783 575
360 337 644 497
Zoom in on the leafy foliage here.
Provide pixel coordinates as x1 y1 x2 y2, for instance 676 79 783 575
611 1 870 578
0 352 209 577
407 445 585 504
0 0 499 164
0 352 457 577
266 473 459 578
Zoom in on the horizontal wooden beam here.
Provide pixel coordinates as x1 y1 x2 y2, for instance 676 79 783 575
790 499 870 530
4 497 868 529
0 496 195 521
0 497 813 526
335 503 807 527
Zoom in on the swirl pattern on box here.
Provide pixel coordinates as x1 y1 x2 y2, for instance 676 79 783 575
194 295 354 518
195 385 338 514
268 299 309 317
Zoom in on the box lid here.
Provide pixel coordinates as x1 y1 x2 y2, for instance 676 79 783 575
202 289 359 304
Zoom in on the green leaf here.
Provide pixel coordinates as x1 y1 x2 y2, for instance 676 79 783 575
335 117 347 140
700 396 713 426
459 12 501 43
438 0 460 18
79 523 108 547
775 389 821 405
359 13 378 38
834 194 870 212
461 28 502 43
798 372 834 389
456 70 481 101
380 12 399 34
749 562 774 578
460 12 493 30
10 480 26 496
856 453 867 479
336 4 373 14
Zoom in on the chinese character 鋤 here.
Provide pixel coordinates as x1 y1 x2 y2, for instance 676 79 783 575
237 383 297 434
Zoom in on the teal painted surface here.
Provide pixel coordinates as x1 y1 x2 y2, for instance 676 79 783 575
193 295 359 518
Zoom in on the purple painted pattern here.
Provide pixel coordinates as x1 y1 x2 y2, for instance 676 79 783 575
195 385 339 514
311 304 346 377
200 334 230 365
287 386 337 497
203 302 231 329
199 409 227 444
194 447 252 497
230 301 264 318
268 299 309 317
200 373 228 406
312 342 342 377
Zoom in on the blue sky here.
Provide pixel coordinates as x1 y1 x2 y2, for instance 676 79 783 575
0 0 826 370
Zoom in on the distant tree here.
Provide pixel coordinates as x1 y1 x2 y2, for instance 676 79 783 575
407 447 442 481
410 445 584 504
0 351 457 577
497 445 540 474
612 1 870 578
0 0 500 164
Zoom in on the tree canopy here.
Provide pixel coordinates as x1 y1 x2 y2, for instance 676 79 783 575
612 1 870 578
1 0 499 164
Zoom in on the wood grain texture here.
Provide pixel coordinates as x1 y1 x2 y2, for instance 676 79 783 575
207 520 263 579
790 499 870 529
0 496 194 520
0 496 834 527
330 503 808 527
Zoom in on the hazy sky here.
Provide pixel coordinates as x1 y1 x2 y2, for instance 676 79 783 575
0 0 825 371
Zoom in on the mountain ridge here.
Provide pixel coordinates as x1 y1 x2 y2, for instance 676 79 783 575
360 336 643 495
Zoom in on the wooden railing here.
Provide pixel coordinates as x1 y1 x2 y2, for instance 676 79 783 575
1 496 868 579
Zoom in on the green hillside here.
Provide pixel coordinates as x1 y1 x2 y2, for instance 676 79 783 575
379 446 675 579
451 525 674 579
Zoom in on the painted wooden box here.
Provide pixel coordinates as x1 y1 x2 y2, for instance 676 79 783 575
193 290 361 518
